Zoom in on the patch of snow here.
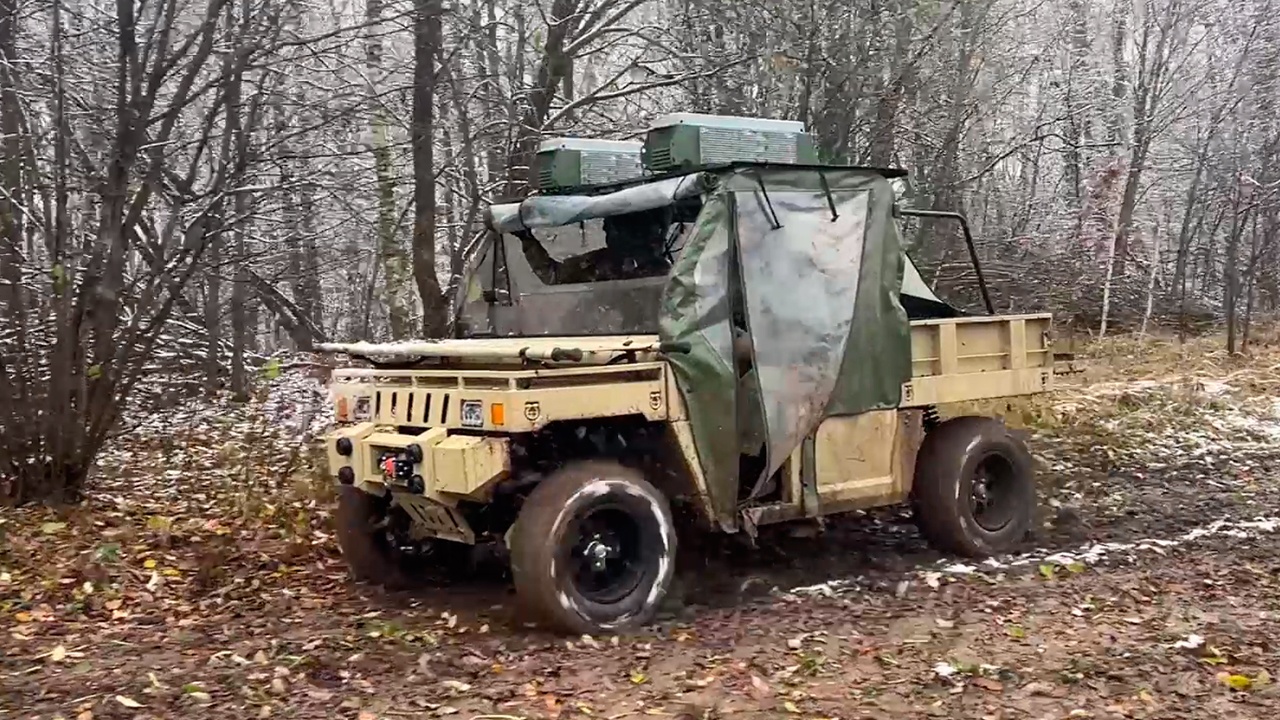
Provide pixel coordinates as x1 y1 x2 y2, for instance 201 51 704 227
1173 634 1204 650
785 515 1280 598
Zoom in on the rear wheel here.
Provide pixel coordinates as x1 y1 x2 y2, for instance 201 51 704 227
509 460 677 635
334 485 471 588
911 416 1036 557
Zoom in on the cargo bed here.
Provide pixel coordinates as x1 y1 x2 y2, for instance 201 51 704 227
902 313 1054 407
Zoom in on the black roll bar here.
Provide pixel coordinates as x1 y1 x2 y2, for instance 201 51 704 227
897 208 995 315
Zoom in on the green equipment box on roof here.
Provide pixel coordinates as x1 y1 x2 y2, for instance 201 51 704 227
534 138 643 192
642 113 819 173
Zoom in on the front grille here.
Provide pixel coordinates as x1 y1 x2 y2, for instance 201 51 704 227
373 388 452 427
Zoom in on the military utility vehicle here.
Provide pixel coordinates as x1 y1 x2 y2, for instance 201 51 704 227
320 114 1054 635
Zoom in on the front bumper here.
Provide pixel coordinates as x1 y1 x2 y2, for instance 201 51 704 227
326 423 511 543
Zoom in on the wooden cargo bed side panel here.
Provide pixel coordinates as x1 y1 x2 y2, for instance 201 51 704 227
902 314 1053 407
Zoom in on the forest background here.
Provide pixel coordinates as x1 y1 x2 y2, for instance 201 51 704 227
1 0 1278 504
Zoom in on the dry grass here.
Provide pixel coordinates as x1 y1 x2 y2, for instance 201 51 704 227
1071 324 1280 388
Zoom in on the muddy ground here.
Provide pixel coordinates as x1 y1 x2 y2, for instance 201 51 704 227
6 334 1280 719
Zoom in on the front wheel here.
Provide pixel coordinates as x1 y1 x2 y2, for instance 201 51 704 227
334 485 472 589
509 460 677 635
911 416 1036 557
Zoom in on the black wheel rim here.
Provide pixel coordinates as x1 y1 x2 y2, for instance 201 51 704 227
565 505 647 605
969 453 1019 532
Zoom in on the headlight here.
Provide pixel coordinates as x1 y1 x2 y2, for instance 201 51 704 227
352 395 373 421
460 400 484 428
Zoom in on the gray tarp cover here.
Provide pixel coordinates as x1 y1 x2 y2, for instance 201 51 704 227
487 174 713 232
902 253 942 303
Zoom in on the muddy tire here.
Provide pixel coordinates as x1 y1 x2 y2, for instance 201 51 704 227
911 416 1036 557
335 485 414 588
334 486 474 588
509 460 677 635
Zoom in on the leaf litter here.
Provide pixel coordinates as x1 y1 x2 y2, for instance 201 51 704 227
5 338 1280 717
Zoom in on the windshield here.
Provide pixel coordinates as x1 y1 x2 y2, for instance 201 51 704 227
455 200 699 338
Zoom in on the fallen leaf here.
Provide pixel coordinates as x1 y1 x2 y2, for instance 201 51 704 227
49 645 66 662
973 677 1004 692
147 515 173 531
1218 672 1253 691
441 680 471 692
14 611 31 623
630 669 648 685
189 692 213 704
115 695 144 708
40 522 67 535
143 558 157 569
783 700 801 713
749 674 772 698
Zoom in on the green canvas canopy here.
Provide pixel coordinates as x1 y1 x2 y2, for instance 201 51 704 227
656 166 912 529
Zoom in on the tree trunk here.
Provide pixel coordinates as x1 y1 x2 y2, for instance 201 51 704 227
413 0 448 337
368 0 414 339
227 0 249 399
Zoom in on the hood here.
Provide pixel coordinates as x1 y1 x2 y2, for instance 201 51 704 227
318 335 667 364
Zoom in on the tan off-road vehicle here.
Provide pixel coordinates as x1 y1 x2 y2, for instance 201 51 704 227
319 115 1054 635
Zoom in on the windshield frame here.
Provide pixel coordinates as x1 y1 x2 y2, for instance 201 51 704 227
455 197 703 338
